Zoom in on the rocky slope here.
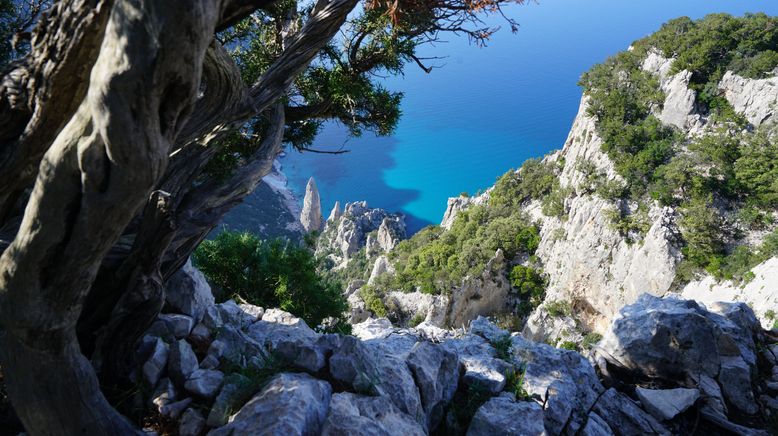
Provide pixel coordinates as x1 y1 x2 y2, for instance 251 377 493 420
336 40 778 340
526 49 778 334
135 263 778 435
218 159 305 241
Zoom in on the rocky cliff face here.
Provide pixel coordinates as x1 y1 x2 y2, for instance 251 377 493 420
138 263 778 435
525 49 778 333
315 201 406 269
218 159 304 240
341 49 778 335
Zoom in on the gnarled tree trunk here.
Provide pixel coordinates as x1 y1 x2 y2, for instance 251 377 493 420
0 0 221 433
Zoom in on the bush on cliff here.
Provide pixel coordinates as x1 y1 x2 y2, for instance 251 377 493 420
194 231 348 328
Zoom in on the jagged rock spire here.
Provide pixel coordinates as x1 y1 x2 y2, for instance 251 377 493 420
300 177 323 232
327 201 342 223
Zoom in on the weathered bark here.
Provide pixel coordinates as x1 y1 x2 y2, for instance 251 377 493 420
0 0 221 433
80 0 359 389
168 102 286 273
0 0 114 222
0 0 363 429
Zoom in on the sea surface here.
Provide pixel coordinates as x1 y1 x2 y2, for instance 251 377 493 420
280 0 778 234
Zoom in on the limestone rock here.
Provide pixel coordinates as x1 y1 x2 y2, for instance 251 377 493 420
328 335 379 394
406 341 459 431
579 412 613 436
467 393 546 436
205 324 266 369
179 408 206 436
217 299 260 329
368 255 394 285
444 249 511 327
635 387 699 421
442 332 511 395
321 392 426 436
327 201 342 223
166 258 215 322
208 373 331 436
522 303 583 345
159 314 195 339
300 177 323 233
315 201 405 268
719 71 778 127
184 369 224 400
247 315 325 373
596 295 760 417
207 374 252 428
151 378 177 412
160 398 192 419
143 338 170 386
678 257 778 329
511 335 603 435
592 388 670 435
168 339 199 386
441 193 488 230
376 217 405 252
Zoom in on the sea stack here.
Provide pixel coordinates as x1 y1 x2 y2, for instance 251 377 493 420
327 201 342 223
300 177 323 232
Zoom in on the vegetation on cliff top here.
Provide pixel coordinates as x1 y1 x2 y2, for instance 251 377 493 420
195 231 349 329
579 13 778 283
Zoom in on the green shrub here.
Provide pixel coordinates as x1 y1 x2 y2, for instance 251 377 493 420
491 334 513 361
509 265 547 316
359 285 388 318
408 312 426 328
605 205 651 243
388 205 542 295
541 183 570 218
545 300 571 318
737 206 774 230
504 366 530 401
582 333 603 350
734 131 778 208
490 158 557 208
194 231 348 328
678 197 726 269
558 341 578 351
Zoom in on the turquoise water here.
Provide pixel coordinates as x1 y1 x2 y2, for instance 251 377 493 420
281 0 778 233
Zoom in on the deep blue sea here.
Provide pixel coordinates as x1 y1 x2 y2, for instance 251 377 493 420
281 0 778 234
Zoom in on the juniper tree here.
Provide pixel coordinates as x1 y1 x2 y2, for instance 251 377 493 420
0 0 523 433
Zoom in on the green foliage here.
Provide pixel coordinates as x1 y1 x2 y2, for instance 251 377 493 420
490 159 558 208
545 300 571 318
578 13 778 285
605 204 651 243
734 131 778 208
408 312 426 328
490 334 513 361
678 197 726 270
193 231 348 328
541 183 571 218
558 341 578 351
359 285 388 318
737 206 774 230
509 265 547 316
504 366 530 401
582 333 603 350
388 205 541 295
647 13 778 84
